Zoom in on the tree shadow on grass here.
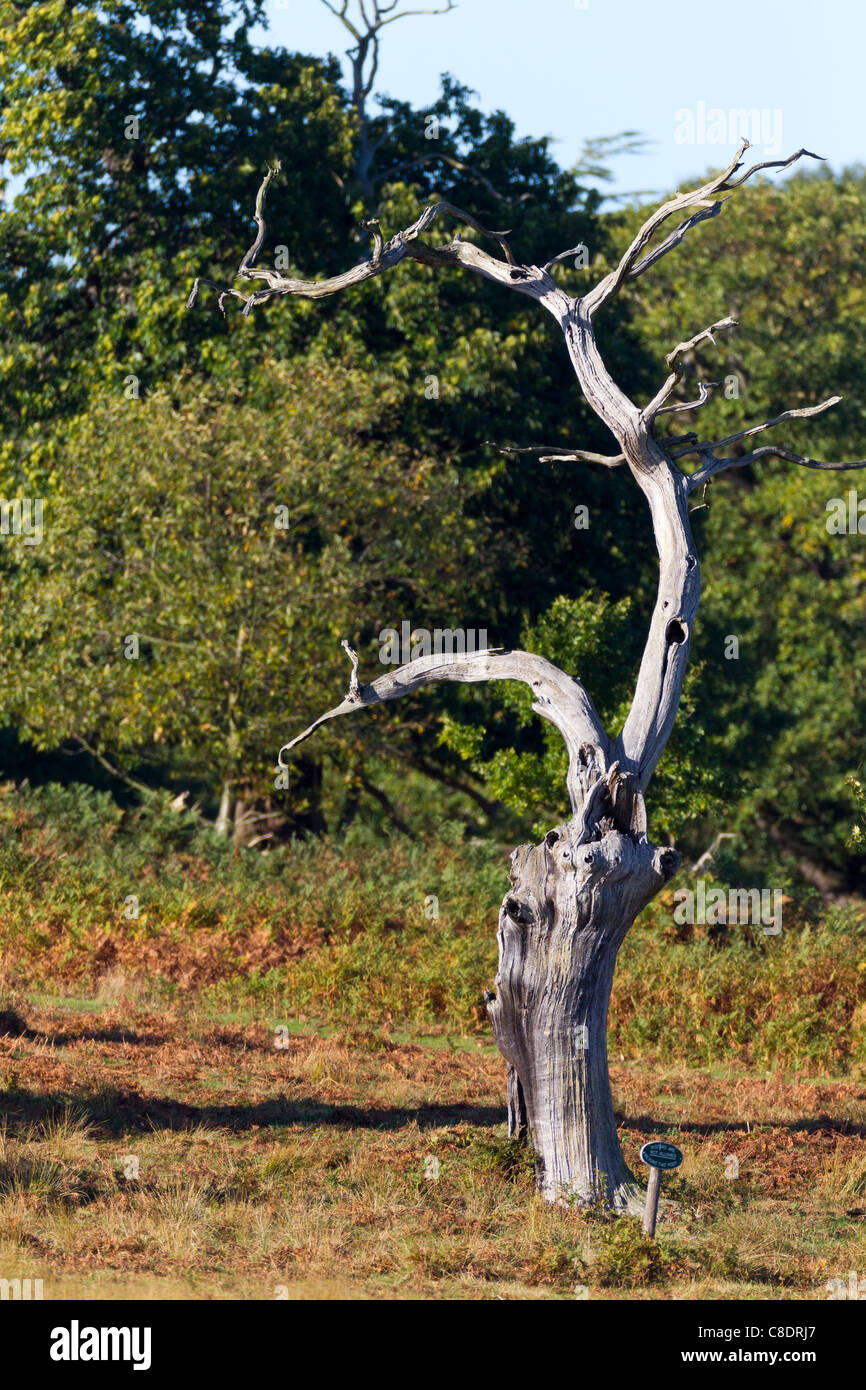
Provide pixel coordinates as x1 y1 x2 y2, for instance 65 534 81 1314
619 1111 866 1139
0 1085 505 1137
0 1010 169 1048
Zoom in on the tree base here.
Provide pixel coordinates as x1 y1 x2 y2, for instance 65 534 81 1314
556 1177 647 1217
487 775 678 1211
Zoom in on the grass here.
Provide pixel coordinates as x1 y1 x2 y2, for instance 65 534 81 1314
1 781 865 1298
1 994 866 1300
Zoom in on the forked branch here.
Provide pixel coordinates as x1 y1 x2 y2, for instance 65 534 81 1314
681 397 866 490
687 443 866 492
584 140 823 317
674 395 841 458
644 317 737 421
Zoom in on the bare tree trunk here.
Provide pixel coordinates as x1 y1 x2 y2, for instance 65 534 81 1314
489 811 677 1209
215 779 233 837
278 650 680 1207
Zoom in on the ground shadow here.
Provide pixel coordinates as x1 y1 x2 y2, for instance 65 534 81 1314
0 1086 505 1136
618 1111 866 1139
0 1012 168 1047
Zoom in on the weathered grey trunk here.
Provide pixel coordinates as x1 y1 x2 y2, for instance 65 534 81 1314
282 652 681 1209
488 800 677 1208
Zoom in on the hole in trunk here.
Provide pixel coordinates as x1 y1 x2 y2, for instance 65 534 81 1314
665 617 687 645
658 848 679 881
505 895 526 923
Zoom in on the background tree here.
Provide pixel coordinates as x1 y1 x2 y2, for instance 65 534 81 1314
0 357 484 837
1 0 662 831
5 0 862 881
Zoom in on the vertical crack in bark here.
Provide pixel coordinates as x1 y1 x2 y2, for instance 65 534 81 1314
507 1064 528 1141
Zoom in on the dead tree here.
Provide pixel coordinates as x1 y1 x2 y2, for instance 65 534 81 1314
319 0 456 204
189 140 866 1211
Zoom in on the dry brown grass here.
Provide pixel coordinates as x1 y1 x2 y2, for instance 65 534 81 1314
1 997 865 1300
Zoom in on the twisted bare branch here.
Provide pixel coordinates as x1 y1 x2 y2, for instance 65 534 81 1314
673 396 841 458
584 141 823 317
187 170 545 316
279 644 609 814
644 317 737 421
686 444 866 492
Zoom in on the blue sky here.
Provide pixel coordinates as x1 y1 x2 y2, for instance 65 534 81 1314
259 0 865 201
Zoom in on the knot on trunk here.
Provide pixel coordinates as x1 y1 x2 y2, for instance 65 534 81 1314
503 894 535 927
501 776 678 952
654 845 680 882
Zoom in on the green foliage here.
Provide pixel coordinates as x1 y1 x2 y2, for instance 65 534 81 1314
1 783 863 1071
469 1134 538 1184
0 0 356 435
2 1 864 887
0 1 646 645
0 4 661 837
591 1216 678 1287
614 884 866 1074
0 357 484 814
294 79 656 647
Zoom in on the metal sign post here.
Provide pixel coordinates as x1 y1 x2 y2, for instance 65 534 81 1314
639 1140 684 1237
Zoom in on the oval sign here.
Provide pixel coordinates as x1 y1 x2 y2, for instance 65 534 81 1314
640 1140 683 1170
